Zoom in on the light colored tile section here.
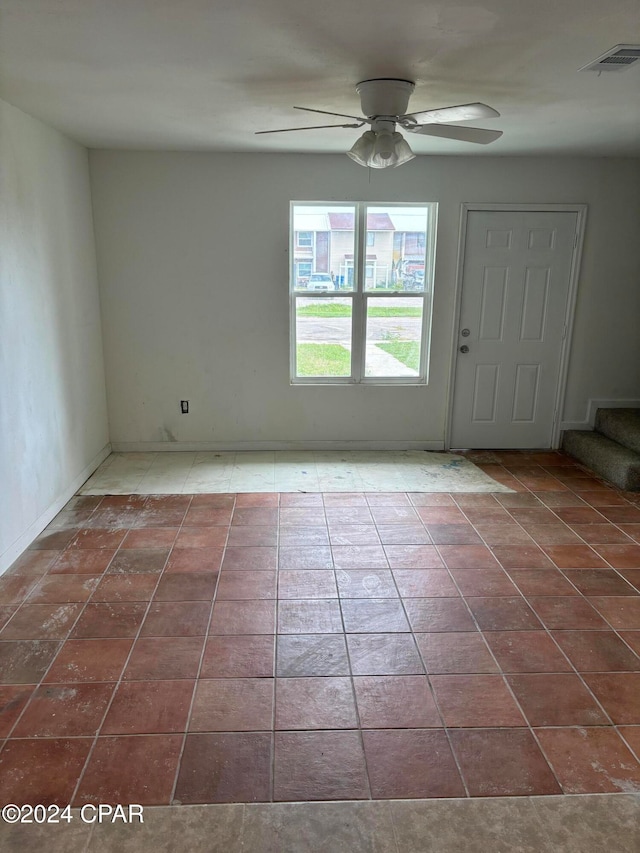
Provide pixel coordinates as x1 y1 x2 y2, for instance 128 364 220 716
79 451 511 494
0 810 93 853
242 801 398 853
85 804 244 853
531 793 640 853
390 797 553 853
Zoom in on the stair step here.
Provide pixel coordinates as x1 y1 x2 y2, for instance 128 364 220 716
562 430 640 491
595 408 640 455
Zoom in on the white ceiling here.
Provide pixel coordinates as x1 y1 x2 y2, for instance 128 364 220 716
1 0 639 156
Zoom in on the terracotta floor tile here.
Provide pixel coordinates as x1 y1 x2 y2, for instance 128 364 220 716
392 569 459 598
552 630 640 672
49 549 115 574
526 596 609 629
13 683 114 737
277 634 349 677
121 528 179 549
491 546 554 569
620 524 640 543
619 569 640 591
367 493 412 506
340 599 409 633
201 635 275 678
279 508 327 526
466 597 542 631
174 527 229 549
7 551 60 577
460 507 512 524
370 506 419 525
92 573 159 602
584 673 640 723
44 638 132 683
101 679 194 735
165 547 224 574
71 528 127 550
376 524 431 545
145 495 191 510
29 529 80 551
140 601 211 636
543 545 610 569
190 494 235 509
586 596 640 629
484 631 572 673
450 568 518 597
425 524 483 545
153 572 218 601
509 507 562 525
332 545 388 570
232 507 278 526
184 507 232 527
619 726 640 756
0 685 33 736
507 673 609 725
209 600 276 634
27 574 100 604
383 545 444 569
0 738 93 806
521 524 583 545
176 732 272 803
449 728 561 796
236 493 278 507
430 674 525 726
278 570 338 599
275 676 357 729
347 633 424 675
325 507 373 525
278 526 329 547
404 598 476 632
592 543 640 568
437 545 501 569
70 602 147 638
554 507 607 524
619 631 640 656
505 568 579 596
190 678 274 731
0 639 61 683
536 727 640 793
133 508 189 528
328 525 380 546
323 493 368 507
123 637 203 680
415 632 498 674
277 599 343 633
564 569 638 596
278 547 333 571
416 506 467 523
107 548 170 574
0 603 83 639
353 675 441 727
362 729 465 798
335 571 399 604
599 506 640 524
76 734 183 806
226 525 278 547
570 524 634 544
274 730 369 801
216 570 277 600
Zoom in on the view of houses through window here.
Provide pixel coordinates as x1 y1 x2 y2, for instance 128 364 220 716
290 202 436 383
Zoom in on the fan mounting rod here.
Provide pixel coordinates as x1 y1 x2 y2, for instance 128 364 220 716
356 78 415 119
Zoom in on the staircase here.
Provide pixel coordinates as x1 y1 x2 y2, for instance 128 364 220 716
562 408 640 491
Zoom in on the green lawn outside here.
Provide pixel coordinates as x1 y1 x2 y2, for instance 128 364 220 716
296 343 351 377
376 341 421 371
297 303 421 318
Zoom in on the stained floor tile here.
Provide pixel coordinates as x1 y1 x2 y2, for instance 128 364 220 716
274 731 369 801
353 675 441 728
275 677 357 730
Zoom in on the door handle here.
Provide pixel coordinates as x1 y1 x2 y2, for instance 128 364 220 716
459 345 470 354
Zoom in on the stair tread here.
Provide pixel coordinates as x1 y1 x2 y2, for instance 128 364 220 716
595 408 640 455
562 429 640 492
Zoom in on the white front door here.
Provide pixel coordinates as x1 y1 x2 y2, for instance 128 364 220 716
450 209 578 449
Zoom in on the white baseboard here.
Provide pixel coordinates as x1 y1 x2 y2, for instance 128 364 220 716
111 440 445 453
0 443 112 577
560 398 640 433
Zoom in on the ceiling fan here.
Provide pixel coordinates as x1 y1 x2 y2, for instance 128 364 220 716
256 78 503 168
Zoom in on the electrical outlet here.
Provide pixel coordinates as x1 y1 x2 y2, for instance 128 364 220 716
180 400 189 414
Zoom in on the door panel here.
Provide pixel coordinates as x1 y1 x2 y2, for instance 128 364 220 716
450 210 577 449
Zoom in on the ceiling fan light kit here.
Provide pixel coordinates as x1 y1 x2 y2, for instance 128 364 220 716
257 78 503 169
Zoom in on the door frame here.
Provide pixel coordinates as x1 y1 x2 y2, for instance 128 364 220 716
445 203 588 451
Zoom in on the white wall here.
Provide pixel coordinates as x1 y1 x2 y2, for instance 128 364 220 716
0 100 109 573
89 151 640 450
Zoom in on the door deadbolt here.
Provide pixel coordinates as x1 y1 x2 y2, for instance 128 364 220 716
459 345 470 354
460 328 470 337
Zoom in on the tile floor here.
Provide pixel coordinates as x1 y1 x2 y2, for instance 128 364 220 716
0 451 639 810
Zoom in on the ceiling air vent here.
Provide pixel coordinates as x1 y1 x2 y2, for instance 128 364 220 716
579 44 640 72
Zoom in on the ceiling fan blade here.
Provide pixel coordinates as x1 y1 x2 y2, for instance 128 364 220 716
294 105 367 121
255 122 365 135
405 124 503 144
403 102 500 124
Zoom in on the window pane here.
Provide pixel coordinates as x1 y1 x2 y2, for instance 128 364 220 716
295 297 352 377
364 206 430 292
364 297 423 377
292 205 356 292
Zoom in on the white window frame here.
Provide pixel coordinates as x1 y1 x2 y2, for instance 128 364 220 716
290 201 437 386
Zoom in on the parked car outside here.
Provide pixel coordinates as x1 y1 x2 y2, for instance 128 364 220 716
306 273 336 291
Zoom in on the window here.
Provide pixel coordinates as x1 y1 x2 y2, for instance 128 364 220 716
297 231 313 247
290 202 437 384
